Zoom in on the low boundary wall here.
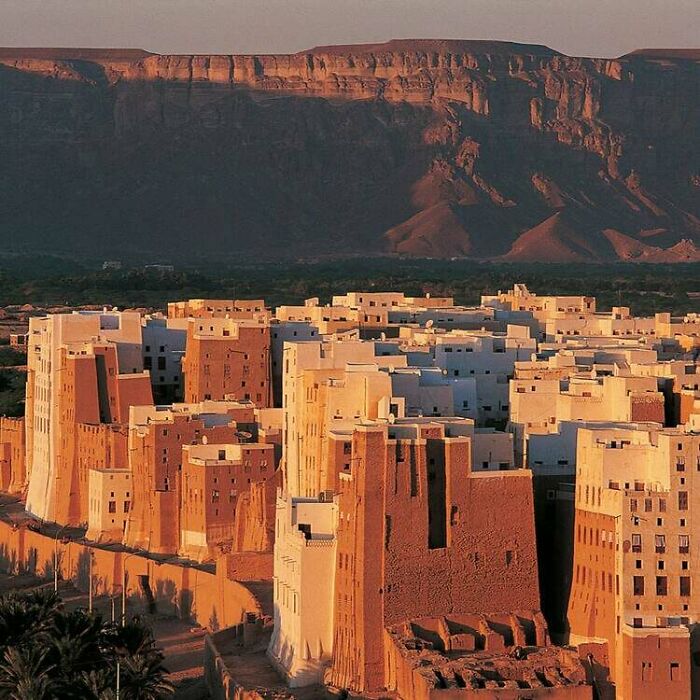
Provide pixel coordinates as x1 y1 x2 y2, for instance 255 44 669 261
0 519 262 631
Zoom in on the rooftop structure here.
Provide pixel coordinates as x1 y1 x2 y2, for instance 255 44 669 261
168 298 269 321
385 612 591 699
482 285 595 317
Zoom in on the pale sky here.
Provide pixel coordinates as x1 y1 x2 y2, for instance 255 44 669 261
0 0 697 58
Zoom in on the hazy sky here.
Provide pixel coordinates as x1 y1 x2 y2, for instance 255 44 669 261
0 0 697 58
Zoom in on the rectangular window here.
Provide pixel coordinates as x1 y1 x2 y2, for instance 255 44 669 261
656 576 668 596
108 501 116 514
396 443 406 463
633 576 645 596
679 534 690 554
679 491 688 511
426 451 446 550
655 534 666 553
632 533 642 553
680 576 691 597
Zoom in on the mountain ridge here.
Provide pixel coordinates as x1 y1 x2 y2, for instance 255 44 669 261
0 40 698 262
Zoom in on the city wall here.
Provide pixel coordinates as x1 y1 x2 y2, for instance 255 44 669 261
0 519 262 631
203 626 292 700
205 633 246 700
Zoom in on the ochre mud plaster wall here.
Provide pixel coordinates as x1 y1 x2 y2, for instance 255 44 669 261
0 519 261 630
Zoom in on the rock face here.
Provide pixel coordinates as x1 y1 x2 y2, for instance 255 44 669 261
0 40 698 261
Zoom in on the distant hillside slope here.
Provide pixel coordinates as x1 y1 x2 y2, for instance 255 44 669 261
0 40 698 262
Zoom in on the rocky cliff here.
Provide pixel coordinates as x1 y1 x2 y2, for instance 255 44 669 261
0 40 698 262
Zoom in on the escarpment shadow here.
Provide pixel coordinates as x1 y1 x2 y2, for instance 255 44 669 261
0 44 698 262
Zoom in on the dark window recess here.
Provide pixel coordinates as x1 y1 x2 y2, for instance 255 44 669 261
427 446 446 550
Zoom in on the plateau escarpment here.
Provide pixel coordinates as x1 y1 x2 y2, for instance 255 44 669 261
0 40 698 261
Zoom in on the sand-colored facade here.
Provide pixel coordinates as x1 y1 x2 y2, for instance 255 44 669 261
86 467 132 542
123 401 255 554
180 442 275 561
567 424 700 697
182 318 272 406
0 516 264 632
328 418 540 693
6 290 700 698
509 373 665 465
268 492 338 686
168 298 269 322
24 311 152 525
0 417 25 494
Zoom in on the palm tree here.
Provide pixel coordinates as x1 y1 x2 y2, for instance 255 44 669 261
47 609 108 698
0 646 57 700
0 591 173 698
117 652 175 699
0 589 60 651
75 668 116 700
103 619 174 699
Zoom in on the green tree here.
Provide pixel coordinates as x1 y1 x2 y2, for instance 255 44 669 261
0 647 57 700
0 590 173 699
103 619 174 700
